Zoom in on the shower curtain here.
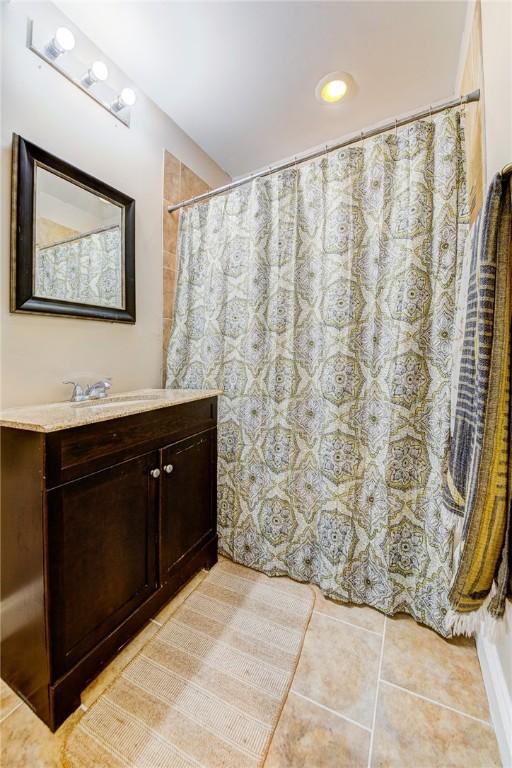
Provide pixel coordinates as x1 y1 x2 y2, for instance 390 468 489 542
166 110 468 636
35 225 122 308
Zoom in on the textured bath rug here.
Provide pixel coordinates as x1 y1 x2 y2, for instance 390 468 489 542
63 559 314 768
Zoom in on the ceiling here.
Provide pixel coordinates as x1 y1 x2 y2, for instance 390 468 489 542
57 1 468 179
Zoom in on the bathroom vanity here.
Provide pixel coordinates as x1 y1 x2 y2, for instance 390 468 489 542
0 389 220 730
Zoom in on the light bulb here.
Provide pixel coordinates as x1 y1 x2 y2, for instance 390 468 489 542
81 60 109 87
320 79 347 103
119 88 136 107
46 27 75 59
111 87 137 113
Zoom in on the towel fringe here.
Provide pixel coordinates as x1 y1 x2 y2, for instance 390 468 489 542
445 584 500 639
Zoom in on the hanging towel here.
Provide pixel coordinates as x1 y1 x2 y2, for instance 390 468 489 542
444 172 511 634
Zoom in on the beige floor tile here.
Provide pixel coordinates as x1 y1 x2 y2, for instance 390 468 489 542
381 614 490 721
0 678 22 721
371 681 500 768
81 620 159 707
312 585 385 634
292 612 381 728
153 569 208 624
0 699 81 768
265 691 370 767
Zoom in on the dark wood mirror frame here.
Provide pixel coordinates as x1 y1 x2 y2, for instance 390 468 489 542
10 134 136 323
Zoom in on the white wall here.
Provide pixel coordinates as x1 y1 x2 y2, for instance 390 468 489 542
477 3 512 766
481 0 512 187
0 1 229 408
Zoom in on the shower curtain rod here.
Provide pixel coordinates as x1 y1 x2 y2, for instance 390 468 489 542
168 89 480 213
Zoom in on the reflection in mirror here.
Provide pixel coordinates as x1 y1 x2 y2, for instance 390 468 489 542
34 166 124 309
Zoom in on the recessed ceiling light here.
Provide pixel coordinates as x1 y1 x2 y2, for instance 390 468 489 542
321 79 347 103
316 71 353 104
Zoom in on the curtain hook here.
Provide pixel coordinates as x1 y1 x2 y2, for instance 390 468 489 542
394 118 398 138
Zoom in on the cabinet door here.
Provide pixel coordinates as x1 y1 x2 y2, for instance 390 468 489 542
47 451 160 676
160 429 216 581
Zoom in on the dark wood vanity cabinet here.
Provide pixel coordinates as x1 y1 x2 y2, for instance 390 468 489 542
48 451 160 679
1 397 218 731
160 431 216 581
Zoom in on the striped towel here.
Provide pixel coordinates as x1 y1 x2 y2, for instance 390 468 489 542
444 172 511 631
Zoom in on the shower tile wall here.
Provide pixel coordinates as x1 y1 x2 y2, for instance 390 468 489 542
460 0 484 223
162 150 210 383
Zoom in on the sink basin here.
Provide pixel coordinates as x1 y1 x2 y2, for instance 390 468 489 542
71 394 163 409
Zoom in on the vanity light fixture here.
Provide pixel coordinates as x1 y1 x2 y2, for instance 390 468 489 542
315 71 353 104
45 26 75 60
81 60 109 88
27 19 136 128
111 87 137 113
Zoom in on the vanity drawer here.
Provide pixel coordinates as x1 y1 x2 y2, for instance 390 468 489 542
46 397 217 486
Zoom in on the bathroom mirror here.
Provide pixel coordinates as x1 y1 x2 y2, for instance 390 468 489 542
11 134 135 322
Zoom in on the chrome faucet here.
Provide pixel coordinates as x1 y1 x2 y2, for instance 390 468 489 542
65 378 112 402
64 381 88 402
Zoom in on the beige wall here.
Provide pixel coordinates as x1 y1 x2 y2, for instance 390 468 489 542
0 2 229 408
480 0 512 185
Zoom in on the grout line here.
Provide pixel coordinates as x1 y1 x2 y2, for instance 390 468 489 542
367 615 387 768
0 701 22 724
149 618 163 627
313 609 383 637
290 689 372 733
379 679 494 727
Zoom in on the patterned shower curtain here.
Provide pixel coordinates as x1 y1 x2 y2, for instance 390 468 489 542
167 110 468 636
35 225 123 308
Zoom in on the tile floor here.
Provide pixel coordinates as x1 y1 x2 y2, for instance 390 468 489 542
0 567 501 767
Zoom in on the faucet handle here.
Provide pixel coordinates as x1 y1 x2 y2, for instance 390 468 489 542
85 378 112 399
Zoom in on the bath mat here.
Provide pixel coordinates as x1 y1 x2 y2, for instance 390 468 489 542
63 559 314 768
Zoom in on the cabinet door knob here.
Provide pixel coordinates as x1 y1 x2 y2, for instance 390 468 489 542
164 464 174 474
150 468 161 479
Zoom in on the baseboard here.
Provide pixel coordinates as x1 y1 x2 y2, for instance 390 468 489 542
477 633 512 767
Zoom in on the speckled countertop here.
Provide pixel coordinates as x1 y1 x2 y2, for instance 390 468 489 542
0 388 222 433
